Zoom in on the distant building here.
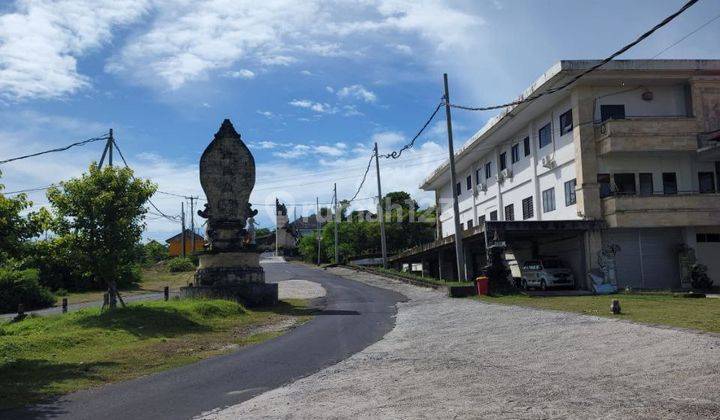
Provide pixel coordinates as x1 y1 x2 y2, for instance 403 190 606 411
166 229 205 257
395 60 720 289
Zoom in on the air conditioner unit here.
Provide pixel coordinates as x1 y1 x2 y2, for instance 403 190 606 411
475 182 487 194
495 172 505 184
541 155 556 169
500 168 513 179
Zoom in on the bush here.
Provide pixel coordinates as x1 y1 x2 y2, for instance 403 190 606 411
166 257 195 272
0 268 56 313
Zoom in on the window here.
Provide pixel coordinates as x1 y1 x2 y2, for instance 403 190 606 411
455 182 461 196
499 152 507 170
523 137 530 156
538 123 552 148
485 161 492 179
479 215 486 225
663 172 677 195
564 179 577 206
475 168 482 184
699 172 716 193
542 188 555 213
600 104 625 122
489 210 498 221
639 173 653 195
504 204 514 221
613 173 636 195
522 196 534 220
697 233 720 243
598 174 612 198
559 109 573 135
467 220 473 229
511 144 519 163
466 175 472 191
459 222 464 231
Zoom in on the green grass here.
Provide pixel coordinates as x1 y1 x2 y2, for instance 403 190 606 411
0 298 312 409
475 293 720 334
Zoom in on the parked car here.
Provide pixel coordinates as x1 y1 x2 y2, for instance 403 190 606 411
520 258 575 291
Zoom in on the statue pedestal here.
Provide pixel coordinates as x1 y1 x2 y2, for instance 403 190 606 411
182 250 278 306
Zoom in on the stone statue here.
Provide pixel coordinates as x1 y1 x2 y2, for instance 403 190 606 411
246 216 257 245
187 119 278 306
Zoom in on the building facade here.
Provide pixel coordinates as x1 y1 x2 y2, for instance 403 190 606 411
418 60 720 289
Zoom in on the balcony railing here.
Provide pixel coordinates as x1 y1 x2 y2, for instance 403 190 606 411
595 116 700 155
601 192 720 228
697 128 720 161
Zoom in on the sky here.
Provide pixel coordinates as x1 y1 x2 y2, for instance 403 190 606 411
0 0 719 240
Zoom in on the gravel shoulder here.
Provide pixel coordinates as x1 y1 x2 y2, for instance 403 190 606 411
207 267 720 419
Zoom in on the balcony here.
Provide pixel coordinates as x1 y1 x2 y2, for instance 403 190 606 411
595 117 700 155
602 193 720 228
697 129 720 161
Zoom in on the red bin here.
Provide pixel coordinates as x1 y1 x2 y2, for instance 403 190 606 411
475 276 489 295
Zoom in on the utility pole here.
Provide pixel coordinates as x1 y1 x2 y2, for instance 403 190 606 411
181 202 186 258
189 197 195 255
374 143 388 268
275 197 279 257
316 196 321 265
443 73 467 282
98 128 114 168
333 183 339 264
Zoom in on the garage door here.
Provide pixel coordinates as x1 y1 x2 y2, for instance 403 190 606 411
605 228 682 289
696 240 720 286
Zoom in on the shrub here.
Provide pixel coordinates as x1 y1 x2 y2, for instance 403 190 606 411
0 268 56 313
166 257 195 272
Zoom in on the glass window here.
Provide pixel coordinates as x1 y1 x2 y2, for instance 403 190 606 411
499 152 507 170
467 220 473 229
697 233 720 243
485 161 492 179
538 123 552 148
504 204 514 221
511 144 519 163
663 173 677 195
523 137 530 156
522 196 533 220
559 109 573 135
564 179 577 206
600 104 626 121
479 215 486 225
466 175 472 191
639 173 653 195
598 174 612 198
699 172 716 193
455 182 461 196
489 210 498 221
613 173 636 195
542 188 555 213
475 168 481 184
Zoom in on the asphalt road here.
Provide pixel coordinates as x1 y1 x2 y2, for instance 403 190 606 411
7 260 405 420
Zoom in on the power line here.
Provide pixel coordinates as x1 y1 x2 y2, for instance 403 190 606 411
651 11 720 59
341 152 374 204
0 133 109 165
380 101 443 159
448 0 699 112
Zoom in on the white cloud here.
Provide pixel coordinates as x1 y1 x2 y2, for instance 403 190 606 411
315 145 344 157
300 70 313 76
225 69 255 79
337 84 377 103
104 0 482 90
252 140 279 149
256 110 275 118
372 131 406 148
0 0 149 100
289 99 337 114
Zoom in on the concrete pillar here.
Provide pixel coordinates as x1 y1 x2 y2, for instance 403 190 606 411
570 86 601 220
583 229 603 289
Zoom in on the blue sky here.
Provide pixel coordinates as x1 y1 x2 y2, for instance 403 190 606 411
1 0 719 239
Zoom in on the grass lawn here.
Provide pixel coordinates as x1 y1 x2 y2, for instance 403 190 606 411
476 293 720 334
59 267 194 306
0 298 313 409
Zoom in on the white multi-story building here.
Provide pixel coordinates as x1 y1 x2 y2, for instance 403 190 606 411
404 60 720 289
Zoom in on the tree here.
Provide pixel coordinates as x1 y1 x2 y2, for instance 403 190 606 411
0 171 42 262
143 240 169 264
47 164 156 309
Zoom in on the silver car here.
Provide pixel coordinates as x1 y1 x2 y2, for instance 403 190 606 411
521 258 575 291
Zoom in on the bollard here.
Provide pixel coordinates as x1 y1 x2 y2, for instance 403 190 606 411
164 286 169 301
611 299 621 314
62 298 68 314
